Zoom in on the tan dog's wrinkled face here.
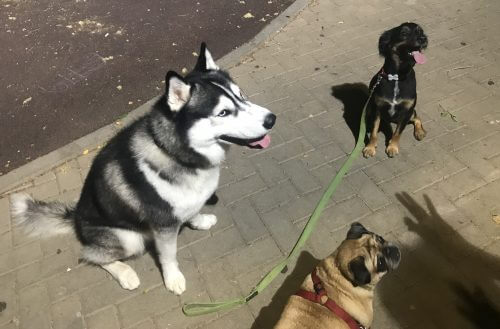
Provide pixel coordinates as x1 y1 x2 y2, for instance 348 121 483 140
336 223 401 288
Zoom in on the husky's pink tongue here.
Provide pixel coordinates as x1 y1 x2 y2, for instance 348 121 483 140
249 135 271 148
412 51 427 64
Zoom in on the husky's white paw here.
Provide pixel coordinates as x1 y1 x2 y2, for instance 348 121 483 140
118 267 141 290
102 261 140 290
164 267 186 295
190 214 217 231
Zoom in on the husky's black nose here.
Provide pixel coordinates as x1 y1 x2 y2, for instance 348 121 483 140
263 114 276 129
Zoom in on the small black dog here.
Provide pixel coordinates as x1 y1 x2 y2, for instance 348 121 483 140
363 22 428 158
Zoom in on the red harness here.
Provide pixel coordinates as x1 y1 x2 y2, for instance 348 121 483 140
295 270 367 329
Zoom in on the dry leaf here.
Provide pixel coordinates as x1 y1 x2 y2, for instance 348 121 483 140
243 12 254 19
22 97 32 105
101 56 114 62
82 149 89 155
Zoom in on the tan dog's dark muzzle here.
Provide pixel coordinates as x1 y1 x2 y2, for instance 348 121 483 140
382 244 401 270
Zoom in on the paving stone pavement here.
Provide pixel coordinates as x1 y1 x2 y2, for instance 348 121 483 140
1 0 500 328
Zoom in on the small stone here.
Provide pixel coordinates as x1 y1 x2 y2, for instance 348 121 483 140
487 80 494 85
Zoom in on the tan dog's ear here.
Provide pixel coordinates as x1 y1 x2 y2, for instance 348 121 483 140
349 256 371 286
346 222 370 240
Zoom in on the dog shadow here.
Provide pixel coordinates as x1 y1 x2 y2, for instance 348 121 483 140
331 83 392 146
378 192 500 329
251 252 319 329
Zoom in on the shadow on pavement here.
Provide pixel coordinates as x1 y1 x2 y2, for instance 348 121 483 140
378 192 500 329
331 82 392 146
331 82 369 144
251 251 319 329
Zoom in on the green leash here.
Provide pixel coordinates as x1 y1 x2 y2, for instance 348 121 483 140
183 80 381 317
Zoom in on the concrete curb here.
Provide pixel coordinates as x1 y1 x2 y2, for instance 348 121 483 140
0 0 311 196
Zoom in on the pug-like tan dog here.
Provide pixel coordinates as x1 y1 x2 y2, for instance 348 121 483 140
274 223 401 329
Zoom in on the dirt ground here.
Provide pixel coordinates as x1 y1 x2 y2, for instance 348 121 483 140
0 0 294 175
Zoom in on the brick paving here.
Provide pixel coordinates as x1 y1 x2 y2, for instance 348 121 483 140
1 0 500 328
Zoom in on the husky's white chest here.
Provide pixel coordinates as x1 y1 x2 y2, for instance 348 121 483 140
140 164 220 221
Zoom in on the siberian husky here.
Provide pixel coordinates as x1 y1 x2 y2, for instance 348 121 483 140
10 43 276 295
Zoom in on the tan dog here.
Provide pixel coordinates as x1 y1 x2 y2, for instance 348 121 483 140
274 223 400 329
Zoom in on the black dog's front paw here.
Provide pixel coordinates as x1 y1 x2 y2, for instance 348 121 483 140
363 145 377 158
386 144 399 157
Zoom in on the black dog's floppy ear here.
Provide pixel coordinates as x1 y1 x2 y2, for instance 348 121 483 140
346 222 369 240
194 42 219 72
378 29 392 56
349 256 371 287
165 71 191 112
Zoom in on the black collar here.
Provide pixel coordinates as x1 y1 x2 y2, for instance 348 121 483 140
378 68 400 81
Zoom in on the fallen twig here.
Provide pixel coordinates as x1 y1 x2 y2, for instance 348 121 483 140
439 104 458 122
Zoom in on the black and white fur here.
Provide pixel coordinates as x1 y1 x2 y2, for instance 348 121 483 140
11 43 276 295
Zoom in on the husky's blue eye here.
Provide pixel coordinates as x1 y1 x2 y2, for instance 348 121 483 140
217 110 231 117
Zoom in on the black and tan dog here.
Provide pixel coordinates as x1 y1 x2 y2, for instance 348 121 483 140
363 22 428 158
273 223 400 329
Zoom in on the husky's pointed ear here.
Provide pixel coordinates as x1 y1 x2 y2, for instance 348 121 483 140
194 42 219 71
165 71 191 112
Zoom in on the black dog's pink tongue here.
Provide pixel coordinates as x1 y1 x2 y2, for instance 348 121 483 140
412 51 427 64
249 135 271 148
